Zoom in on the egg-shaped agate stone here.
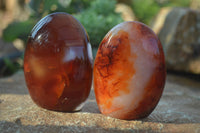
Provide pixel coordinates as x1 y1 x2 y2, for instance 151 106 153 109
94 21 166 120
24 13 93 111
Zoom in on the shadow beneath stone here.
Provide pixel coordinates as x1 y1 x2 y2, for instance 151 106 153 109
81 100 100 114
167 70 200 82
167 71 200 91
0 121 148 133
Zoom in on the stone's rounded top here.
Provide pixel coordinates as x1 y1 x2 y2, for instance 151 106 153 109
108 21 157 39
29 12 89 49
103 21 163 57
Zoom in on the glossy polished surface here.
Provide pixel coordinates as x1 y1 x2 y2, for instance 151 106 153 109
94 21 166 120
24 13 93 111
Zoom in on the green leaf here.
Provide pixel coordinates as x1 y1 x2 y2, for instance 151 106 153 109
75 8 123 47
90 0 116 16
2 20 35 42
132 0 160 24
3 58 19 74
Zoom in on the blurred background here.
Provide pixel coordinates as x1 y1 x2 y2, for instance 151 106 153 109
0 0 199 78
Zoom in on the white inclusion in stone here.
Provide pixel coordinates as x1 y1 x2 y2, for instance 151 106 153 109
109 21 131 36
142 38 160 55
30 56 47 79
129 41 158 107
111 28 158 113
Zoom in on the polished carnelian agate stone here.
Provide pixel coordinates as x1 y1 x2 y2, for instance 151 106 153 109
94 21 166 120
24 13 93 111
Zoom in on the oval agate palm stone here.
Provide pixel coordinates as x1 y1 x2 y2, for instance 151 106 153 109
94 21 166 120
24 13 93 112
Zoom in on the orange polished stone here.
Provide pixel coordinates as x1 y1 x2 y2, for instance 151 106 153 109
24 13 93 111
94 21 166 120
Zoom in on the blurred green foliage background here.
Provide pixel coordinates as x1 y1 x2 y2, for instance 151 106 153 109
132 0 190 24
2 0 191 47
1 0 191 76
3 0 123 47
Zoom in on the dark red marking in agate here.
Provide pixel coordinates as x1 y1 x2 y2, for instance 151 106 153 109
94 21 166 120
